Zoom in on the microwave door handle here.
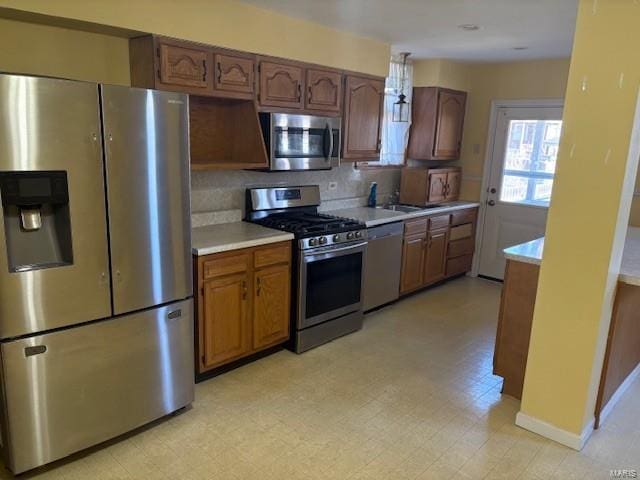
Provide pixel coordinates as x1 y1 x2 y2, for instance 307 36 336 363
323 123 333 160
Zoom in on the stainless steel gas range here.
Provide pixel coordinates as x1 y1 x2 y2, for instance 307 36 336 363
246 186 367 352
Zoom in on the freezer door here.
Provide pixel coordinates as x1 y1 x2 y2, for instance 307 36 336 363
0 74 111 339
0 299 194 474
101 85 192 315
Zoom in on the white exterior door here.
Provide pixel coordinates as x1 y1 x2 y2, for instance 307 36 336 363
478 105 563 279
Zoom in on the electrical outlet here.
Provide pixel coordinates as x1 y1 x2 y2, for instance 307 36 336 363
328 182 338 191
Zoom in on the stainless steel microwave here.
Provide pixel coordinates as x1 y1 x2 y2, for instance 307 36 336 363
259 112 341 171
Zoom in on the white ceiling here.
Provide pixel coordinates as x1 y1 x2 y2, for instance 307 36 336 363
240 0 578 62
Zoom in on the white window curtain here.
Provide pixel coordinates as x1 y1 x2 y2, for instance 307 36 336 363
379 55 413 165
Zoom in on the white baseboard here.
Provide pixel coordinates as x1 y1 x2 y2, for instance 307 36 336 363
515 411 594 450
599 362 640 426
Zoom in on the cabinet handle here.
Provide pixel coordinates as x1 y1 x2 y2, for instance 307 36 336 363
308 86 312 102
216 62 222 83
242 280 247 300
298 83 302 102
256 277 261 296
202 60 207 82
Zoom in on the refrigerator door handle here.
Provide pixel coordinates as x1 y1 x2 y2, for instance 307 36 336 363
24 346 47 357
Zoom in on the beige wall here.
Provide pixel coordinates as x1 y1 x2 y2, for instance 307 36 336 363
460 59 570 195
0 18 130 85
0 0 390 77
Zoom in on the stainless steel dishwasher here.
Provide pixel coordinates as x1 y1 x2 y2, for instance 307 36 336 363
363 222 404 311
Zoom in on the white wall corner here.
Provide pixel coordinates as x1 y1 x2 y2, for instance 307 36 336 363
515 411 594 451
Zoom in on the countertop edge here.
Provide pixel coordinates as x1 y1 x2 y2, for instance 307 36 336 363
192 233 294 256
372 202 481 226
328 202 481 228
504 253 542 266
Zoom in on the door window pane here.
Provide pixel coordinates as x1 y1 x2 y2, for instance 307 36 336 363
500 119 561 206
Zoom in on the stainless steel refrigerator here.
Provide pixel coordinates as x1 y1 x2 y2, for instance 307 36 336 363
0 73 194 474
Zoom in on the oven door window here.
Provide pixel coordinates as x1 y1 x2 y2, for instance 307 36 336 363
305 251 363 319
274 127 332 159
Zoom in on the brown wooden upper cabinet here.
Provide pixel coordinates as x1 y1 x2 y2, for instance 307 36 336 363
214 53 255 97
306 68 342 113
342 75 385 161
130 35 256 100
258 61 305 109
407 87 467 160
400 167 462 205
157 41 212 92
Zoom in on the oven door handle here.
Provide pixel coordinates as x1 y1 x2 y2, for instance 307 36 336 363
303 241 367 258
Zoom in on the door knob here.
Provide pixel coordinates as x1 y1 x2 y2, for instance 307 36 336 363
487 200 496 206
490 187 497 194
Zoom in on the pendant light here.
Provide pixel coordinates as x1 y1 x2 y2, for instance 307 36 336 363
393 52 411 123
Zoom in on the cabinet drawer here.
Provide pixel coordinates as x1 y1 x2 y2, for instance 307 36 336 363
451 208 477 226
404 218 427 236
428 214 450 231
203 253 249 280
448 238 474 258
449 223 473 241
446 254 473 277
254 243 291 269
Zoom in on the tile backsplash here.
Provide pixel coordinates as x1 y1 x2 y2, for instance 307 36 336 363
191 164 401 227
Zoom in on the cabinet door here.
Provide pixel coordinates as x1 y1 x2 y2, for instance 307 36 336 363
427 172 448 203
400 234 426 294
158 42 211 91
253 264 291 350
424 228 448 285
202 273 250 369
343 75 385 160
446 170 461 201
306 69 342 113
214 53 255 96
259 61 304 109
433 90 466 159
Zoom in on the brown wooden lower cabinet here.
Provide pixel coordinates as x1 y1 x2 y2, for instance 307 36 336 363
400 207 478 295
253 264 291 350
423 228 448 285
195 241 291 375
400 233 426 293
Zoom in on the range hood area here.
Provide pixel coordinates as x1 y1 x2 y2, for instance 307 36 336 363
189 97 342 172
189 96 269 170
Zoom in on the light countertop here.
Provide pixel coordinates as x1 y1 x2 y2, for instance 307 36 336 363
504 227 640 286
192 222 294 256
327 201 481 228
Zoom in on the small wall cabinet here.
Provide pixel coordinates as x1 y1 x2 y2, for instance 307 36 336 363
306 68 342 113
130 35 257 100
399 207 477 295
194 242 292 375
399 167 462 205
258 60 305 109
342 75 385 161
407 87 467 161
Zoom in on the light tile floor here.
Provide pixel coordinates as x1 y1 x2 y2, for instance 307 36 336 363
7 277 640 479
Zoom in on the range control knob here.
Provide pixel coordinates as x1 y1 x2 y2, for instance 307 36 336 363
346 232 355 240
319 236 327 245
333 234 341 242
309 238 318 247
355 231 363 239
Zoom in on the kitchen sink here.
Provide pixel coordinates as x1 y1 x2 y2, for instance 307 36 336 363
378 204 443 213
